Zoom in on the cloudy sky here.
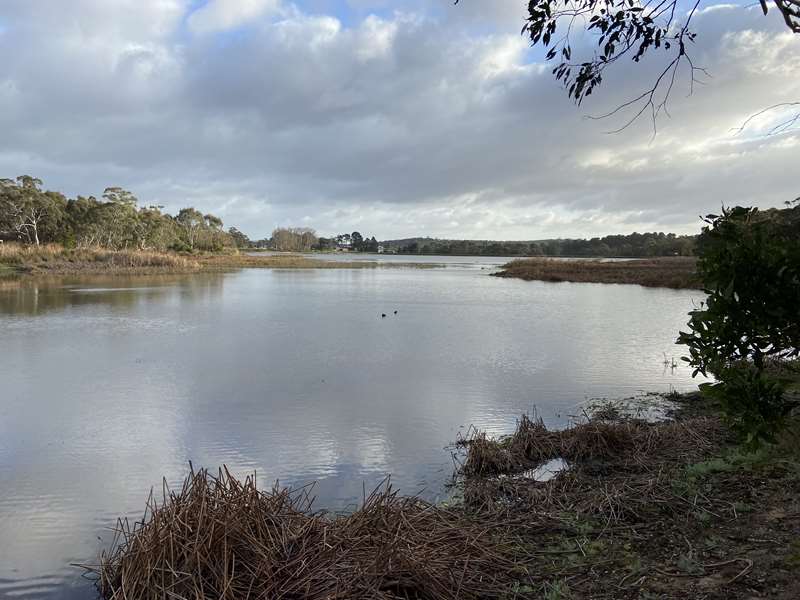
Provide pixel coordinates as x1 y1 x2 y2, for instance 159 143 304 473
0 0 797 240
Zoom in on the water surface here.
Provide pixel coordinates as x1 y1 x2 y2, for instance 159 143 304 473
0 260 705 599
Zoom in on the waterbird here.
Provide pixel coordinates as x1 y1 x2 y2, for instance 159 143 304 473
394 310 398 314
381 313 386 318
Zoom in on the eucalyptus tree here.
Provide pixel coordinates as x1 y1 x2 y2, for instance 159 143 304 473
176 207 206 251
228 227 251 249
96 187 139 249
460 0 799 129
0 176 66 245
270 227 318 252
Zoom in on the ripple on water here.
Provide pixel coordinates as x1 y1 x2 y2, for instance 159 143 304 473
0 574 94 600
1 315 196 334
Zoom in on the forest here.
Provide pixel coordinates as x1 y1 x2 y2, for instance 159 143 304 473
385 232 697 257
0 176 248 252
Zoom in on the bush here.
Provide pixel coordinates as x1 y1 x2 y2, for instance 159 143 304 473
678 203 800 447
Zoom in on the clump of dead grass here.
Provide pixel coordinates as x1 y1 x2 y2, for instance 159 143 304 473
88 466 532 600
460 413 725 477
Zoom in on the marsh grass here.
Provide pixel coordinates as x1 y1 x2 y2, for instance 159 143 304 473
197 253 437 270
494 257 699 289
0 243 197 273
0 244 438 277
88 467 531 600
459 413 723 477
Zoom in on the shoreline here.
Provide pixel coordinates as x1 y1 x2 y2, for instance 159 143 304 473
1 246 702 291
90 391 800 599
0 245 436 280
494 256 701 290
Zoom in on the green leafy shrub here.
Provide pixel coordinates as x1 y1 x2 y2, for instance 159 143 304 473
678 203 800 447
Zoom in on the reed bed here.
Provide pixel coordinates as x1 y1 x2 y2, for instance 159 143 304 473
90 467 531 600
0 243 197 273
460 414 725 477
198 253 438 270
0 244 438 277
493 257 699 289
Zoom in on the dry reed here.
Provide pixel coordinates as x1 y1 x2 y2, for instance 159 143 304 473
0 243 197 273
494 257 699 289
460 414 724 477
89 466 531 600
0 244 436 277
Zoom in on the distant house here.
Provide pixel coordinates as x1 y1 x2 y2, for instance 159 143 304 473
377 245 385 254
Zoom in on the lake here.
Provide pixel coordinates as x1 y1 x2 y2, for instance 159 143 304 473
0 258 706 599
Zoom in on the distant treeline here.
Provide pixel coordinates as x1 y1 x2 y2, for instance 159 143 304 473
260 230 697 257
317 232 379 252
259 229 380 252
384 232 697 257
2 175 698 259
0 175 250 252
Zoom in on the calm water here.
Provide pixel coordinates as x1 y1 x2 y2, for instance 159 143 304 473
0 260 705 599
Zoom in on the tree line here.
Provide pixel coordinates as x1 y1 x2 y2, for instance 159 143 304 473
261 229 380 252
387 232 696 257
317 232 379 252
0 176 251 252
3 175 697 259
262 229 696 257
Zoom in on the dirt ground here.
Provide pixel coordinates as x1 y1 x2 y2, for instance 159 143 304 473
459 395 800 599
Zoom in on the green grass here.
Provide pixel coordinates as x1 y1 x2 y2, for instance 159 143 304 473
541 580 572 600
684 446 772 479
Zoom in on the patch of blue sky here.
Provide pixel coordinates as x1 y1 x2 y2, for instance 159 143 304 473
294 0 427 27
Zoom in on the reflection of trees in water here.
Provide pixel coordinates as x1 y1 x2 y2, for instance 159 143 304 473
174 272 228 303
0 273 226 316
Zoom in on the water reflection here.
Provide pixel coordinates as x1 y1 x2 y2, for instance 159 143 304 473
0 274 226 317
0 264 706 599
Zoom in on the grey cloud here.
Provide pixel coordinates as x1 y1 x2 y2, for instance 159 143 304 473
0 2 796 239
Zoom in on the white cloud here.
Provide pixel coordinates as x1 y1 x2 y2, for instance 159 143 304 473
0 2 796 239
188 0 282 34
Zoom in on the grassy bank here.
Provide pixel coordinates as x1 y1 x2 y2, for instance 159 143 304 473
494 257 700 289
196 252 435 271
88 394 799 599
0 244 433 278
0 244 200 276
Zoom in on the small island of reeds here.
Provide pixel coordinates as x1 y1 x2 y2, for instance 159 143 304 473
493 256 700 289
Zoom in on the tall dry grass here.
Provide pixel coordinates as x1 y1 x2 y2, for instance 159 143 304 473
494 257 700 289
1 243 436 276
460 412 724 477
89 467 529 600
0 243 197 273
199 253 438 270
